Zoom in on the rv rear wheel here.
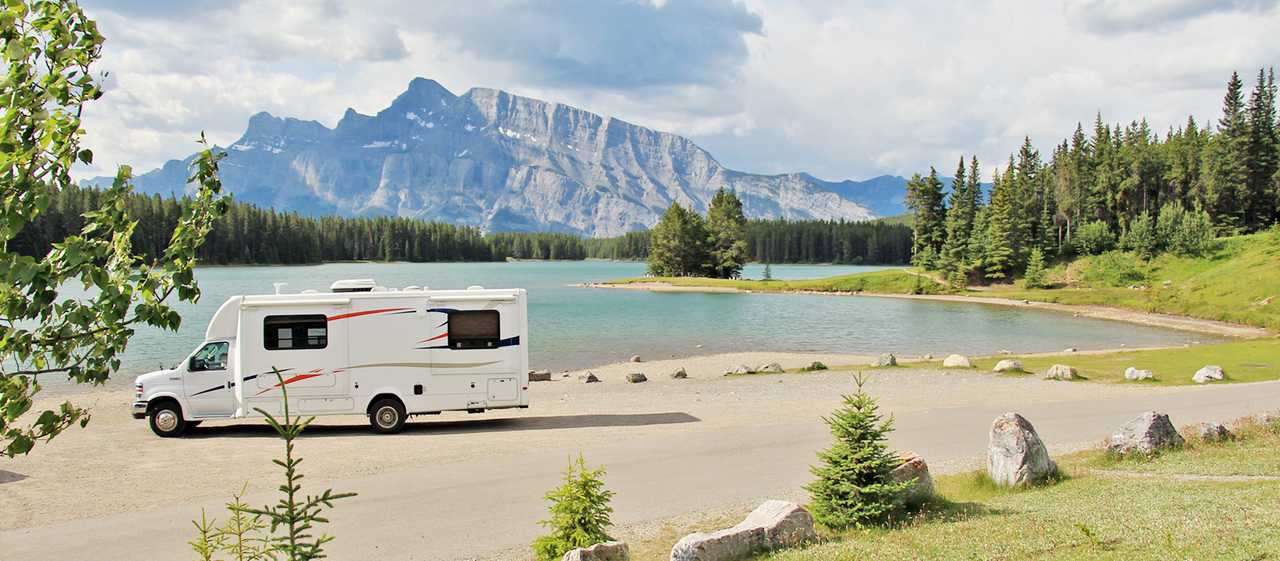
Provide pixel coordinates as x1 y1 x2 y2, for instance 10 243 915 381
148 401 188 438
369 398 406 434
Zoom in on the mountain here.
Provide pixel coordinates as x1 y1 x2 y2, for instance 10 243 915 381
98 78 911 237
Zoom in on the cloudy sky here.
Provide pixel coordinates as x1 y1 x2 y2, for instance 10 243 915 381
77 0 1280 182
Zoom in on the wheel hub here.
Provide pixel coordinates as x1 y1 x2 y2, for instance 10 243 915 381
155 410 178 432
377 406 397 428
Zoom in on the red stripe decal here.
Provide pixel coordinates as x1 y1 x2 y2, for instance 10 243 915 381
328 307 413 321
418 332 448 343
255 372 325 395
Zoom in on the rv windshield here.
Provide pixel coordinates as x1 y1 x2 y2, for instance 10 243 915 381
190 341 229 371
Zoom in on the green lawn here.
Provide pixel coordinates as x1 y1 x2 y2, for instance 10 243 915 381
626 422 1280 561
1082 417 1280 477
993 232 1280 330
927 338 1280 385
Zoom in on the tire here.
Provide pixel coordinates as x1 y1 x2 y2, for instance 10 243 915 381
148 401 188 438
368 397 406 434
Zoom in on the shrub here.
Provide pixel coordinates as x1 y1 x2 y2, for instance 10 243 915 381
1022 248 1048 289
805 374 912 528
802 361 829 371
532 455 615 561
1157 203 1214 256
1081 251 1148 287
1120 213 1158 258
1073 220 1116 256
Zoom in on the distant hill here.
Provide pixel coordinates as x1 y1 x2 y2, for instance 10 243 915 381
88 78 915 237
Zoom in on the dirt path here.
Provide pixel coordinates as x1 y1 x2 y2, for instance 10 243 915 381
3 355 1278 561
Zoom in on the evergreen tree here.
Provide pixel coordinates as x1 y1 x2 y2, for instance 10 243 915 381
1246 68 1279 227
1206 71 1250 233
647 203 710 277
905 169 946 269
805 375 913 529
705 188 749 279
1023 248 1048 289
984 169 1016 281
531 455 615 561
940 157 973 278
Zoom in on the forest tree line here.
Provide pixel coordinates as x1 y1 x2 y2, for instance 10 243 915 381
15 184 913 265
907 68 1280 286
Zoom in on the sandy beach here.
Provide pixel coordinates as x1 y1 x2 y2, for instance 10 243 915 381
5 350 1280 561
588 281 1272 339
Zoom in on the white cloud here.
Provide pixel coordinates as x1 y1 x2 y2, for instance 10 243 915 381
74 0 1280 188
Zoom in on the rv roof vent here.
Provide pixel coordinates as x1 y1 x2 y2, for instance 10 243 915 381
467 285 484 291
403 285 421 291
330 278 376 293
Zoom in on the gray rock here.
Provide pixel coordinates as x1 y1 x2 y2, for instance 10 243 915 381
110 79 878 238
942 354 973 368
670 500 816 561
992 359 1023 373
1197 422 1232 443
872 353 897 367
1193 365 1224 384
756 362 784 373
581 372 601 383
629 355 643 363
626 372 647 383
922 353 934 360
670 368 688 380
563 541 630 561
987 413 1057 487
891 451 934 506
1123 367 1154 381
528 369 552 382
1042 364 1079 381
725 365 754 376
1063 347 1077 353
1256 411 1280 426
1107 411 1185 455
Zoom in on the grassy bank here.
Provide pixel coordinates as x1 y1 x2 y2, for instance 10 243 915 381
605 269 948 295
991 231 1280 330
629 419 1280 561
914 339 1280 385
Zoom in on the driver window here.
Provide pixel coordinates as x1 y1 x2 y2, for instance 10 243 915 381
190 342 229 372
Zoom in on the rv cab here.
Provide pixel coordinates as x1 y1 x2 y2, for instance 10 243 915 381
132 279 530 437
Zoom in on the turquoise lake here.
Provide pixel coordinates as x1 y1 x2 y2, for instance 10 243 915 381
74 260 1212 386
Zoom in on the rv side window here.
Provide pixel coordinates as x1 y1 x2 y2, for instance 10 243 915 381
448 310 500 349
264 315 328 350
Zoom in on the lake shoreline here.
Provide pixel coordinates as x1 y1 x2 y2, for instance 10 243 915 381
581 281 1272 339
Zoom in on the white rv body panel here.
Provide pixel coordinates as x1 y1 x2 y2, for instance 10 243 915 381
133 283 530 432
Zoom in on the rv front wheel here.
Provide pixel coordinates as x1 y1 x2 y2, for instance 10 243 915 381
148 401 187 438
369 398 406 434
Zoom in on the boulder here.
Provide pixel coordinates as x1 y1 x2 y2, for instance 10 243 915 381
922 353 934 360
756 362 785 373
1197 422 1232 443
942 354 973 368
1193 365 1225 384
529 370 553 382
626 372 648 383
1107 411 1185 455
987 413 1057 487
1256 411 1280 427
1063 347 1077 353
1042 364 1079 381
872 353 897 367
725 365 754 376
629 355 642 363
890 451 934 506
802 361 828 371
1123 367 1154 381
581 372 601 383
563 541 630 561
670 500 816 561
670 368 689 380
992 359 1023 373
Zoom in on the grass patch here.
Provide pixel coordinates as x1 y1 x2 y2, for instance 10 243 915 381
1082 418 1280 477
605 269 950 295
957 339 1280 386
994 232 1280 330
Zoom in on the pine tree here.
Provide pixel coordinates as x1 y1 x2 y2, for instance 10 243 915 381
1023 248 1048 289
940 157 972 278
984 169 1016 281
805 375 913 529
1246 68 1279 228
1206 71 1250 233
531 455 615 561
705 188 749 279
647 203 710 277
905 169 947 269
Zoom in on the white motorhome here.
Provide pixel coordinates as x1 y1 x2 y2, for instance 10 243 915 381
132 279 530 436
